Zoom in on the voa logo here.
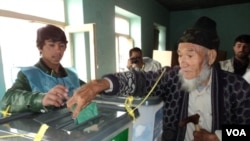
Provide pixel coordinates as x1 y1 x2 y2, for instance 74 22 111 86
226 129 246 136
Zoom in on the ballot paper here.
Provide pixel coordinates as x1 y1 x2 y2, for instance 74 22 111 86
75 102 99 125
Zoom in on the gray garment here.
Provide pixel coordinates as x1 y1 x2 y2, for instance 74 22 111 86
219 58 250 83
219 58 234 73
143 57 162 72
219 58 250 74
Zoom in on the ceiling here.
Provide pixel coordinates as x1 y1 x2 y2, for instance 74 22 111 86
156 0 250 11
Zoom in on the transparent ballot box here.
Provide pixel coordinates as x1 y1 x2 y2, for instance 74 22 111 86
94 96 163 141
0 102 138 141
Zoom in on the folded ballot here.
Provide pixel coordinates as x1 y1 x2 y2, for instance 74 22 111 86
75 102 99 124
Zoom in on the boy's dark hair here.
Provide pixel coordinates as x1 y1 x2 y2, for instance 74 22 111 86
234 34 250 44
36 24 68 49
129 47 142 57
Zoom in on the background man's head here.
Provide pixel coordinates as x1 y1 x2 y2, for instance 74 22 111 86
233 34 250 60
129 47 143 64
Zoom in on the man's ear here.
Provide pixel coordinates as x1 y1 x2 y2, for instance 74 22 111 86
208 49 217 65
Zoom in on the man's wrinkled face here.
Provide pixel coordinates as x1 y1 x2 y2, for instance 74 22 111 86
177 43 212 92
233 41 250 60
39 39 66 66
177 43 208 79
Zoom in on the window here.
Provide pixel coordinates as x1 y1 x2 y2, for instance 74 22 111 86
115 35 133 72
115 17 130 35
0 0 65 22
115 16 133 72
115 6 141 72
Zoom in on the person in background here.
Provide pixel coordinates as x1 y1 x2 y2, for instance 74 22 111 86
1 24 85 113
127 47 162 71
219 34 250 76
67 16 250 141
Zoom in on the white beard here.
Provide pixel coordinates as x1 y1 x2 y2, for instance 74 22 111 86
178 64 211 93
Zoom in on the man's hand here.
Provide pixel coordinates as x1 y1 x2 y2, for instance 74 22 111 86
42 84 69 107
67 79 110 118
127 58 133 69
193 129 220 141
127 59 140 70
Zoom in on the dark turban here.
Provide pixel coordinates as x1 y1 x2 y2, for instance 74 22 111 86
178 16 220 50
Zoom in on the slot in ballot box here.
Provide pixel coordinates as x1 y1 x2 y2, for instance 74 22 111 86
94 95 163 141
0 102 139 141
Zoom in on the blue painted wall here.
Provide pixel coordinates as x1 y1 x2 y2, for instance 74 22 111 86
168 3 250 59
0 47 6 100
82 0 169 77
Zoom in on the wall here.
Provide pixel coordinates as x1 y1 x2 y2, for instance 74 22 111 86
82 0 169 78
0 47 6 100
168 3 250 59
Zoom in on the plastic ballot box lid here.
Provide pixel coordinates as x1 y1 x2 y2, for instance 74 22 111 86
94 95 162 106
0 102 138 141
